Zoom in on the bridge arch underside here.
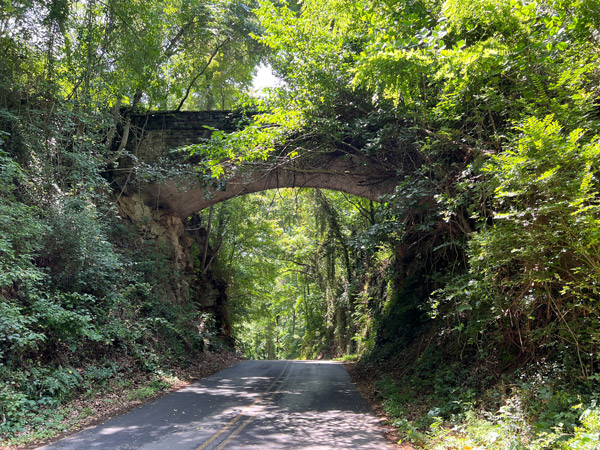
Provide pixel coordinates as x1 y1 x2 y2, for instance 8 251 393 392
140 154 397 218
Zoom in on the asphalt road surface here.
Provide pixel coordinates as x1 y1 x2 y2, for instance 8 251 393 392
38 360 394 450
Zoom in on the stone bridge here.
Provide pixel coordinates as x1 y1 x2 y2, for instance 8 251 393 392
119 110 399 218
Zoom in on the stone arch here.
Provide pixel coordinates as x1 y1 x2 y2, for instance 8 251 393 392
119 111 398 218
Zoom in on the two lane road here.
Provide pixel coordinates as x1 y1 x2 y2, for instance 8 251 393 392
39 360 394 450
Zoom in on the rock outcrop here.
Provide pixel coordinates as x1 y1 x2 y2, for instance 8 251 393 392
115 192 231 340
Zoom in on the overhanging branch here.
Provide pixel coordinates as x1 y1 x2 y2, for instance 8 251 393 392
176 37 231 112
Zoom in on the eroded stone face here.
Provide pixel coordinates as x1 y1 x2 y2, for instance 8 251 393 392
115 190 233 339
116 193 193 304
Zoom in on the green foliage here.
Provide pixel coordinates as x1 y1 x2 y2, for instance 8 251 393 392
2 0 600 444
208 189 392 360
373 349 600 449
42 198 122 297
422 404 600 450
0 364 82 436
431 115 600 376
126 380 170 401
0 301 45 362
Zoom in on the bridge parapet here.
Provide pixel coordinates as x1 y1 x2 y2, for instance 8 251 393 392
128 110 240 162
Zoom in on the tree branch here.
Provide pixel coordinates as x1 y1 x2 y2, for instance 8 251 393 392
106 89 142 166
176 37 231 111
201 204 214 271
163 17 201 58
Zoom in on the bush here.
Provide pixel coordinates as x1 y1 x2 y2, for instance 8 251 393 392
41 197 122 298
0 301 45 363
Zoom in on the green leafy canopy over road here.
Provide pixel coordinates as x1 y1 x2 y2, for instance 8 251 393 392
2 0 600 448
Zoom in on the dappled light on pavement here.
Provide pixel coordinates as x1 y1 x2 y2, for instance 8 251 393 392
232 409 387 449
37 360 393 450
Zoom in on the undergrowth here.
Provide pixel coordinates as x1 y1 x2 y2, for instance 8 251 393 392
369 334 600 450
0 352 240 447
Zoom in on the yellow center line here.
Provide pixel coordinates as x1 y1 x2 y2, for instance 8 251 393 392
195 361 291 450
214 361 294 450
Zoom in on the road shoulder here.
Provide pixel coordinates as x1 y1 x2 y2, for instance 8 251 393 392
343 361 415 450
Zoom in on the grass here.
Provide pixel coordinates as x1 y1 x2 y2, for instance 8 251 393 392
126 380 170 401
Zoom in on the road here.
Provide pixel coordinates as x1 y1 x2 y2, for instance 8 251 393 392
38 360 394 450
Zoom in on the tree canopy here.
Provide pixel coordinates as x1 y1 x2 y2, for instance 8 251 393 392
3 0 600 448
197 0 600 447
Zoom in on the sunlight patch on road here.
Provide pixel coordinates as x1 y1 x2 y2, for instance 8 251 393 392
99 425 140 435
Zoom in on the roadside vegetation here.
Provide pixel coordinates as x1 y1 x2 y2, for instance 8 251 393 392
3 0 600 449
200 0 600 448
0 0 256 445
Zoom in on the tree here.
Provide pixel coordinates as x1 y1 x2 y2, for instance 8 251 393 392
205 188 391 359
